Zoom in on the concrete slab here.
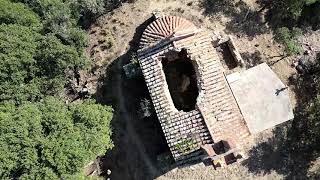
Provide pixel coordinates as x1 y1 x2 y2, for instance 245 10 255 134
227 63 294 134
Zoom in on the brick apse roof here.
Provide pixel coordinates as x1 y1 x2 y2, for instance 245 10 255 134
137 16 250 162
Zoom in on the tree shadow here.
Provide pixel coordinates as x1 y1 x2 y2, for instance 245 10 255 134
201 0 320 37
201 0 269 37
242 123 312 179
299 2 320 31
255 0 320 31
224 2 269 37
243 61 320 179
240 50 264 67
254 0 295 29
201 0 238 17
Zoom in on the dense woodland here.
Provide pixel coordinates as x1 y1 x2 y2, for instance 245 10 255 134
0 0 116 179
0 0 319 179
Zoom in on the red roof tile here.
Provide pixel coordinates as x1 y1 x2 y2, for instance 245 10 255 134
137 16 250 162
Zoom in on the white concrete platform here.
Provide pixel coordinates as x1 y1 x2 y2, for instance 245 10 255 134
226 63 294 134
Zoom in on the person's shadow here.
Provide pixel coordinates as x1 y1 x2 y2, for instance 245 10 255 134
275 87 288 96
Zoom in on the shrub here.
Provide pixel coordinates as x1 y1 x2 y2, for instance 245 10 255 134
98 35 115 50
76 0 106 16
276 27 302 55
291 27 303 37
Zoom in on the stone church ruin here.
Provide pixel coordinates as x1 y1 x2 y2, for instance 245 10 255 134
135 15 294 167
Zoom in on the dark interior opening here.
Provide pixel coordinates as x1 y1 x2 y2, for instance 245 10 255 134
216 43 237 70
161 49 199 112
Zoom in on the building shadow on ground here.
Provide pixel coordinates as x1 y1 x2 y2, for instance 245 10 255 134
94 16 182 180
95 51 174 180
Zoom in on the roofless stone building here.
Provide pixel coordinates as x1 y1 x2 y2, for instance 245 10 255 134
136 16 294 164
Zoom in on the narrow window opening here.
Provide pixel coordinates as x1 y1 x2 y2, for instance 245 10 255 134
161 49 199 112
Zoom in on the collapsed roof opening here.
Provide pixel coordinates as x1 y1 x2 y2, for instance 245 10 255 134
161 49 199 112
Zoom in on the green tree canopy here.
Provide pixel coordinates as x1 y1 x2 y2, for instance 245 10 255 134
0 23 89 102
0 24 42 102
0 0 42 30
0 97 113 179
17 0 88 49
0 0 90 103
36 34 88 79
0 0 115 179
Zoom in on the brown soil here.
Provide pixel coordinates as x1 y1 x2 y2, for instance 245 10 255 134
80 0 320 179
